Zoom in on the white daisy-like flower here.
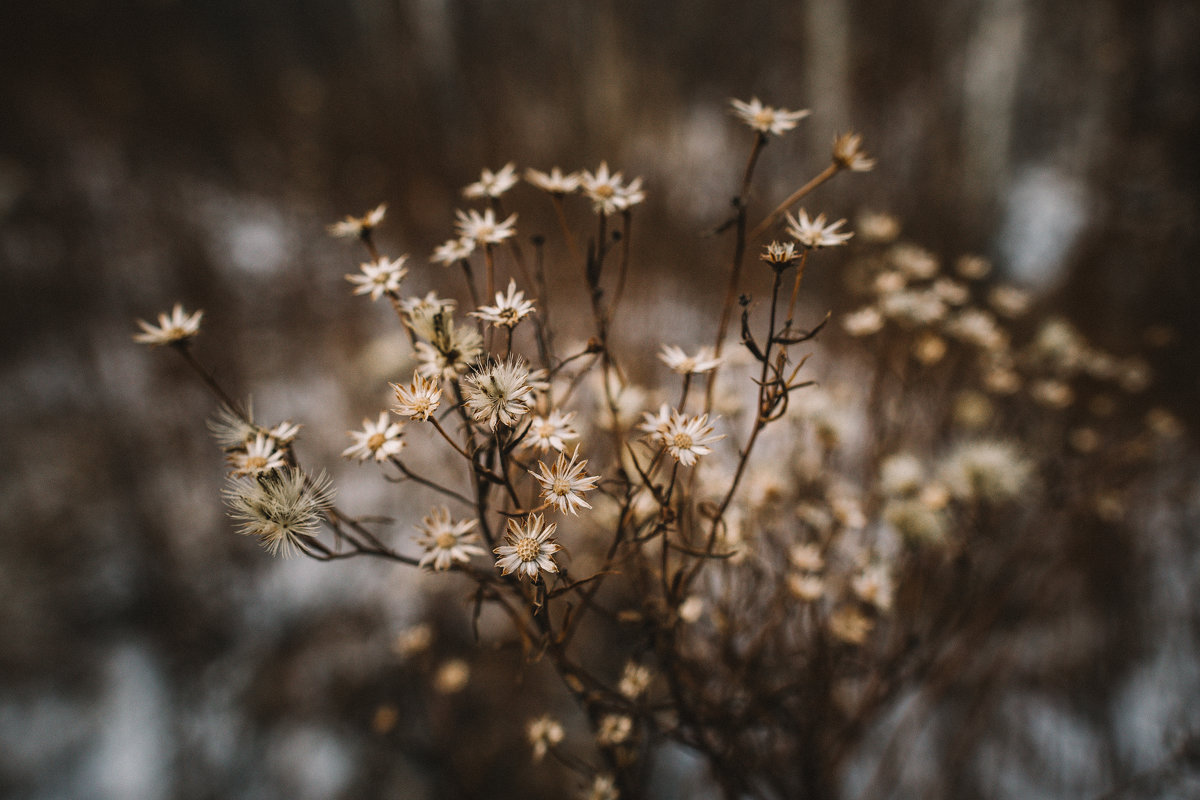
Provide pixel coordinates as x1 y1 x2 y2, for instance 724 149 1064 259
841 306 884 337
414 319 484 381
267 420 302 445
638 404 674 440
786 209 854 249
462 162 519 199
224 467 335 557
401 293 458 340
618 662 653 700
523 409 579 454
761 240 799 268
455 207 517 246
596 714 632 746
342 412 405 462
658 344 722 375
470 279 537 328
579 161 644 215
227 433 287 476
462 357 534 430
414 507 484 570
832 132 876 172
527 715 565 762
662 410 724 467
208 403 260 449
525 166 581 195
430 237 475 266
730 96 811 136
327 203 387 238
581 774 619 800
133 303 203 346
391 372 443 421
494 513 561 580
345 255 409 300
938 439 1033 503
531 447 602 515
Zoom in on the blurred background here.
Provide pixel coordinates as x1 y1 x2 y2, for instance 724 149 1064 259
1 0 1198 798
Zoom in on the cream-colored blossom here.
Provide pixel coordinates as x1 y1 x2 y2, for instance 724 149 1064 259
463 162 518 199
832 132 875 171
327 203 386 238
531 447 602 515
342 412 405 462
470 279 536 329
730 96 811 136
414 507 484 570
454 207 517 246
391 372 442 421
224 467 335 557
525 166 581 195
494 513 561 580
658 344 722 375
462 357 534 430
346 256 408 300
786 209 853 249
133 303 203 346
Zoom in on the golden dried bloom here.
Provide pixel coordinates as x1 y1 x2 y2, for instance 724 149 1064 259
842 306 884 337
761 240 799 267
832 132 876 172
786 208 853 248
596 714 633 746
913 332 948 364
788 572 826 602
955 254 992 280
527 715 565 762
391 372 442 421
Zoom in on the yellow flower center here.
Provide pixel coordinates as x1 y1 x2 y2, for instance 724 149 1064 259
367 432 387 451
515 537 539 562
435 532 458 550
672 432 694 450
244 455 267 469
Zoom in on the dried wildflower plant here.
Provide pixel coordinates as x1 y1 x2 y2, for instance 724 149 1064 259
135 96 1180 799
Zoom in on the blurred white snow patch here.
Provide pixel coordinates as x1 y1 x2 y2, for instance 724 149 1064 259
85 643 172 800
0 692 95 778
842 689 943 798
997 166 1088 287
1113 641 1200 771
975 693 1106 799
187 182 297 277
267 725 355 800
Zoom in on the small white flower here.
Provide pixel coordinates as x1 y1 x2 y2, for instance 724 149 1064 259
463 162 519 199
462 357 534 430
939 439 1034 503
342 412 405 462
581 774 619 800
133 303 203 346
494 513 561 580
596 714 632 746
786 209 853 249
522 409 579 454
470 279 537 328
618 662 653 700
430 237 475 266
414 507 484 570
327 203 386 238
661 410 724 467
579 161 644 215
531 447 602 515
761 240 800 267
455 207 517 246
841 306 884 337
346 255 409 300
224 467 335 557
527 715 565 762
526 166 581 195
391 372 443 421
227 433 287 476
789 543 825 573
730 97 811 136
831 132 876 172
658 344 722 375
